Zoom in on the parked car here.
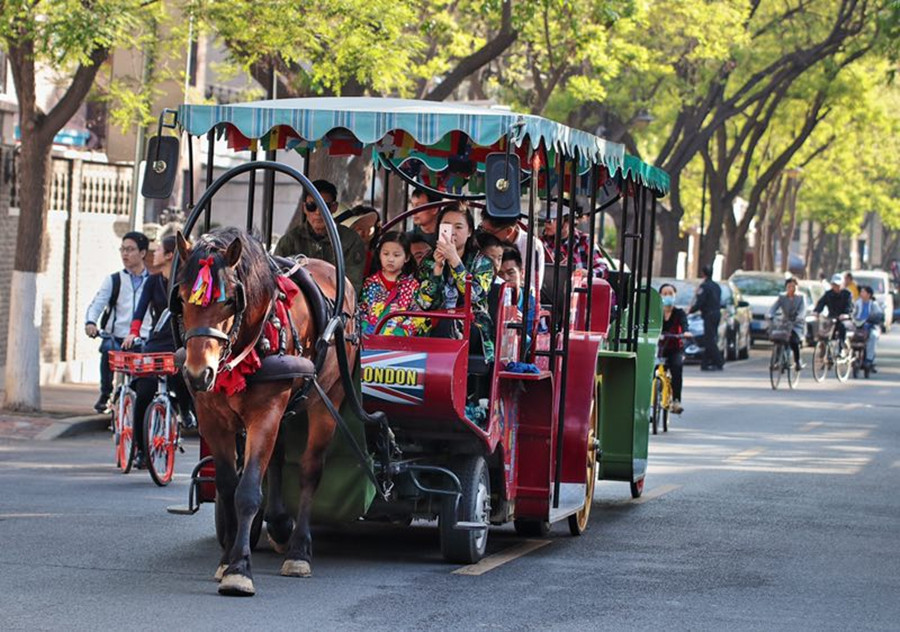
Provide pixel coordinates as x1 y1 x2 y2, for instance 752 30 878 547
729 271 786 346
798 279 826 345
719 280 752 360
652 277 728 363
848 270 894 332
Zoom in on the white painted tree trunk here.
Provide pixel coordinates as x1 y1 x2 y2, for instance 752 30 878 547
4 271 42 411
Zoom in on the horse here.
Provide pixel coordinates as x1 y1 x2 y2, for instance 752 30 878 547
173 226 356 596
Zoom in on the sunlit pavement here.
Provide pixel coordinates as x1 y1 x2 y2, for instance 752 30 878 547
1 333 898 630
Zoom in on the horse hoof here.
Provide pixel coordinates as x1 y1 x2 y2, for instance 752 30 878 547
218 573 256 596
267 533 288 555
280 559 312 578
214 564 228 582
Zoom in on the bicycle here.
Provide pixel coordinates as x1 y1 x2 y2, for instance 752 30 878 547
109 351 183 485
768 319 800 390
850 325 871 379
811 315 853 383
651 333 687 435
108 349 138 473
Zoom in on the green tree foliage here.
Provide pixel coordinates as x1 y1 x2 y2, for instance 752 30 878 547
0 0 164 410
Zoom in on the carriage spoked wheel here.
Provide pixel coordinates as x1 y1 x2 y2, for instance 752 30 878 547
144 401 176 487
812 341 829 383
569 400 598 536
440 455 491 564
116 391 136 473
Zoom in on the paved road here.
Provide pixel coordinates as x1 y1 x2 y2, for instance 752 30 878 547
2 334 898 631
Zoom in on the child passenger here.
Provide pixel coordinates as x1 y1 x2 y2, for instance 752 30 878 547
359 231 421 337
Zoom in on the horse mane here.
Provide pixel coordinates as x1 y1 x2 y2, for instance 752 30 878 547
178 226 276 310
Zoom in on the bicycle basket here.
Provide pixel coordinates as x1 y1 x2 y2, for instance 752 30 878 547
817 318 835 340
768 326 792 343
109 351 177 376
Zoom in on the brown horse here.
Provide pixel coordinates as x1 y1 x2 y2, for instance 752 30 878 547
174 226 356 596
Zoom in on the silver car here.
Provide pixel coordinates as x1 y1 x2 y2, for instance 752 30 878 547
729 271 786 346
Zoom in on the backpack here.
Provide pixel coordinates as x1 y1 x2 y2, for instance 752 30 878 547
98 273 121 331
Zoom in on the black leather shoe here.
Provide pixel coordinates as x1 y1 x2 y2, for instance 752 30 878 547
94 395 110 413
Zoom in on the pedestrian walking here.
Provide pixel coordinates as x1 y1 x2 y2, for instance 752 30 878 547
690 265 725 371
84 231 152 412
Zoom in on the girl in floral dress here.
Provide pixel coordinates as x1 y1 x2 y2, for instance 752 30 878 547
359 231 421 336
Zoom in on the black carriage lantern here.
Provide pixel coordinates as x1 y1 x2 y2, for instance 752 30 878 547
142 109 181 200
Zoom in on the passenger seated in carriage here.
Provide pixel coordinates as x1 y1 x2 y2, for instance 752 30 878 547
408 233 433 269
359 231 422 337
417 202 495 363
497 246 538 350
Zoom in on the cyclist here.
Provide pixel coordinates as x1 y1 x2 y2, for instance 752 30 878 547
122 236 194 468
814 273 853 348
767 277 807 371
659 283 690 414
853 285 883 373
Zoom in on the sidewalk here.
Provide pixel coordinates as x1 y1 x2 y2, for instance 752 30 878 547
0 383 108 441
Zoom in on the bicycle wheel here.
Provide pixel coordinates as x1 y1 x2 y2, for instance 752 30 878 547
812 341 828 383
835 341 852 383
769 344 782 390
650 377 661 436
787 346 800 389
119 390 136 474
145 399 176 486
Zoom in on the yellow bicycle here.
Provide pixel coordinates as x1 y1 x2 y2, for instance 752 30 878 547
651 333 687 435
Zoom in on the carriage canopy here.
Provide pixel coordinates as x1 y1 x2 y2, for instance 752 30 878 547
177 97 669 196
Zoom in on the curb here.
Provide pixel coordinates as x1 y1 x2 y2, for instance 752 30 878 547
36 414 110 441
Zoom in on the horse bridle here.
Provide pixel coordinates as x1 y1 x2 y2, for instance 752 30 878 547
170 276 266 373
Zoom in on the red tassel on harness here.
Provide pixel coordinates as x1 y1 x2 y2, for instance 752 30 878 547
189 256 218 306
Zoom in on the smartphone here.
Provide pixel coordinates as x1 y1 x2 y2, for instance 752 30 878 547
439 223 453 244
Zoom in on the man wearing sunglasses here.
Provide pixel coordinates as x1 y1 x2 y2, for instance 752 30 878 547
275 179 366 291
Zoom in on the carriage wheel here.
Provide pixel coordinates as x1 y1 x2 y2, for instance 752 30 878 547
812 342 828 382
119 391 136 474
215 494 265 552
145 401 177 487
769 345 783 390
440 455 491 564
630 477 645 499
650 377 661 436
569 401 598 536
514 519 551 537
835 342 852 383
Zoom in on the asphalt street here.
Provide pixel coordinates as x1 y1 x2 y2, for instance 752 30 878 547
1 333 898 631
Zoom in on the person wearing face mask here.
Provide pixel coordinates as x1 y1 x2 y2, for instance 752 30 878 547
659 283 691 414
768 277 807 371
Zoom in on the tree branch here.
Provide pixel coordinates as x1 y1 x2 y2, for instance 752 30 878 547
424 0 517 101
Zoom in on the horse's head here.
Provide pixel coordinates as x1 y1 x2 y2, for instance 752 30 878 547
173 230 246 392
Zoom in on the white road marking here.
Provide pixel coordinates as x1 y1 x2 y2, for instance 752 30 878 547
725 448 765 463
453 539 551 576
800 421 824 432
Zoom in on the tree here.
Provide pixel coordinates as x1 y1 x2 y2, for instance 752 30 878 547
1 0 164 411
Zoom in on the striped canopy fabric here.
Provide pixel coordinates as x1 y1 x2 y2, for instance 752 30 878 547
178 97 668 195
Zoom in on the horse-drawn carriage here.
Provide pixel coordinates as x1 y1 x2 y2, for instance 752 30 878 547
149 97 669 595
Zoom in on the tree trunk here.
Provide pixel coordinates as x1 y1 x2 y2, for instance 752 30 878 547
4 137 52 410
656 210 684 276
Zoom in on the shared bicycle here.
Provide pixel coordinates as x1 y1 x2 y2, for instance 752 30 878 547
108 351 184 486
768 319 800 390
651 333 687 435
811 316 853 383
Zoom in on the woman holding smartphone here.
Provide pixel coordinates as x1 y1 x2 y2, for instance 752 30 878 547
417 202 495 362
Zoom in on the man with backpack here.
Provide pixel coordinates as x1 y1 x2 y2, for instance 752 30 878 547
84 232 152 413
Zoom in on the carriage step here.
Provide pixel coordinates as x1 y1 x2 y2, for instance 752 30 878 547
454 521 488 531
166 505 199 515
